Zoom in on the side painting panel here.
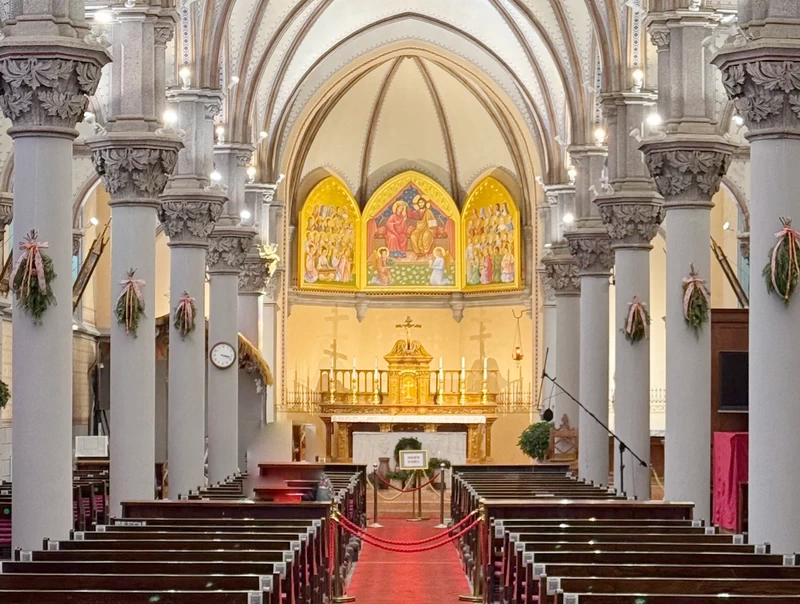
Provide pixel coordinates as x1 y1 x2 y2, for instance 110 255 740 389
362 171 460 291
462 177 521 291
298 177 360 291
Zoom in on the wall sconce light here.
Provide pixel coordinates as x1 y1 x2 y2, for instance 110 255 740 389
562 212 575 225
594 127 606 146
646 112 663 129
215 125 225 145
246 165 257 183
567 165 577 184
632 68 644 92
179 67 191 90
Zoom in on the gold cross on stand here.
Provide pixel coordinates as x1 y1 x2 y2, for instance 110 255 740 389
395 316 422 349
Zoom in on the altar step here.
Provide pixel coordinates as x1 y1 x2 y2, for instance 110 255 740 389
367 484 452 521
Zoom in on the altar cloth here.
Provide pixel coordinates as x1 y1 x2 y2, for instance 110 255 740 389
712 431 748 532
352 431 467 470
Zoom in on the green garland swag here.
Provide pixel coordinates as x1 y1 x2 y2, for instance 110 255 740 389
115 268 145 337
11 230 57 325
682 265 710 334
0 380 8 410
763 217 800 305
623 296 650 344
173 291 197 339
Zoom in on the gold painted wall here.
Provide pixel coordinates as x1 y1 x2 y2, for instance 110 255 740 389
285 303 535 463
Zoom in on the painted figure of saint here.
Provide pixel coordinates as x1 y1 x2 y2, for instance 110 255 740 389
501 246 515 283
429 247 450 286
410 197 437 257
370 247 392 285
384 201 411 256
305 243 319 283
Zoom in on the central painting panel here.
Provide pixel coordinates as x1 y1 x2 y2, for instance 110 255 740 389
362 171 459 291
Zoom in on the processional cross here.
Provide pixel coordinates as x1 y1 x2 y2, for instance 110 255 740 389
396 316 422 349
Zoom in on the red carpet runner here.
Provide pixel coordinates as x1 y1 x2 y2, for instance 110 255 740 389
347 519 470 603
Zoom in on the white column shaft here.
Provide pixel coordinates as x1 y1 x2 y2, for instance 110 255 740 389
749 138 800 551
108 204 157 513
578 275 610 486
11 136 73 550
613 248 651 499
664 208 711 519
238 294 260 344
554 295 580 426
167 245 207 498
542 303 557 378
208 273 240 482
262 301 277 423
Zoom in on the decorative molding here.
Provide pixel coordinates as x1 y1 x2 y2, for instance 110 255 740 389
642 146 732 203
158 193 225 245
0 53 108 133
543 256 580 296
207 228 255 272
596 200 664 246
566 232 613 275
238 255 269 294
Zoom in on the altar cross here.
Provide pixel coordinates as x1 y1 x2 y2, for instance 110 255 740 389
396 316 422 348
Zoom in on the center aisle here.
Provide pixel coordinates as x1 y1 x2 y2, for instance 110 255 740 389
347 519 471 603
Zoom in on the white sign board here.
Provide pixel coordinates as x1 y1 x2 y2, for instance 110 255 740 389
398 450 428 470
75 436 108 458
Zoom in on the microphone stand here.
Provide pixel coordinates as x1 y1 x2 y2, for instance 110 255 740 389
542 371 648 497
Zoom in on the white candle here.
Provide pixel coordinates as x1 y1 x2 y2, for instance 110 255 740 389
483 357 488 380
439 357 443 371
374 357 378 370
353 357 357 370
461 357 465 371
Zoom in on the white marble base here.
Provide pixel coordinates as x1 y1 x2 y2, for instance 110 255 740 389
352 431 466 471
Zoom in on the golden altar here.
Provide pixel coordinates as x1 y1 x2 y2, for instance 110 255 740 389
318 318 498 463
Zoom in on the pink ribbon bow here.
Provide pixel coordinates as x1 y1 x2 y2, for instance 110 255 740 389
176 291 195 332
682 265 710 321
771 218 800 300
626 296 648 339
9 229 49 298
117 269 145 332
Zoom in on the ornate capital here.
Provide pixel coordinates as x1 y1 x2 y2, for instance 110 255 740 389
713 51 800 139
158 190 225 246
72 229 81 257
204 100 222 120
738 231 751 261
566 232 614 275
263 267 283 302
0 45 110 136
596 197 664 247
238 255 269 294
89 134 183 205
640 138 734 204
235 151 252 168
154 25 174 47
543 256 580 296
207 227 256 273
650 29 670 50
0 192 13 230
538 266 556 304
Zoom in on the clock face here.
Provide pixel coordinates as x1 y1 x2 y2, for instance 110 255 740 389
210 342 237 369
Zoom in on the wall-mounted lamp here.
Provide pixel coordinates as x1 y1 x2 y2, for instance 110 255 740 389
562 212 575 225
246 165 257 183
567 165 577 185
593 127 606 146
89 217 100 227
646 112 663 129
179 67 191 90
632 68 644 92
215 125 225 145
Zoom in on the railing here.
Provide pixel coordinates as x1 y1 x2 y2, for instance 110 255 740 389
608 388 666 413
318 368 502 395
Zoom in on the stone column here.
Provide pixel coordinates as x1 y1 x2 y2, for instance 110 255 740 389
539 268 557 381
158 89 225 499
596 93 663 500
642 10 734 521
544 253 581 428
88 7 182 514
0 2 110 548
261 185 283 423
714 4 800 552
207 144 256 483
566 145 613 487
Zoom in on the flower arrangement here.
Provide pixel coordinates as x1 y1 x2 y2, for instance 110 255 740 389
10 229 56 324
115 268 145 337
764 217 800 305
623 296 650 344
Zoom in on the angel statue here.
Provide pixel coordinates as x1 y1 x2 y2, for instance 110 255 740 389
429 246 452 286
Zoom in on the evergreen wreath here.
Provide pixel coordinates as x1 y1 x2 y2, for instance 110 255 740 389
393 436 422 464
173 291 196 339
763 217 800 305
623 296 650 344
10 229 56 325
682 264 710 334
0 380 9 410
115 268 145 337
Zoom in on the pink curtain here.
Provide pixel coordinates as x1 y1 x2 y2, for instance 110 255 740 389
712 432 748 531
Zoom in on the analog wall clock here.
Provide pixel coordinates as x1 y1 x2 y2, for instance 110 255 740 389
209 342 237 369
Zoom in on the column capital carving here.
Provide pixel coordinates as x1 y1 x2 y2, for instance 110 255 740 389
542 254 580 296
713 46 800 140
0 192 13 230
89 133 183 206
738 231 751 260
595 194 664 248
537 265 556 305
158 190 226 246
207 226 256 273
263 267 284 303
565 232 614 276
640 136 735 206
0 43 110 137
649 29 670 50
72 229 82 257
238 253 269 295
154 24 174 47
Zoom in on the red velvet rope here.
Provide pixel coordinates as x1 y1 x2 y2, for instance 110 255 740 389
375 471 440 492
337 509 478 546
335 515 482 554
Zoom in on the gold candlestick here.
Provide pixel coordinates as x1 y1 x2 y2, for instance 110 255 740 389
372 368 381 405
481 377 489 405
329 367 336 405
351 368 358 405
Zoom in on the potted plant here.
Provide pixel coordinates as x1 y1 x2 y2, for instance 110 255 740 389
427 457 451 489
518 421 553 462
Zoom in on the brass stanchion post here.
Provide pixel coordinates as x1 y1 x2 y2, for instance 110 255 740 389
368 463 382 528
331 510 356 603
435 463 447 528
459 504 484 602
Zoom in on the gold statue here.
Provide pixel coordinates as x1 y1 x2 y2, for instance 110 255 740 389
395 316 422 349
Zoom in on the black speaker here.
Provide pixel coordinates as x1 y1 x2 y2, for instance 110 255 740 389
719 351 748 410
